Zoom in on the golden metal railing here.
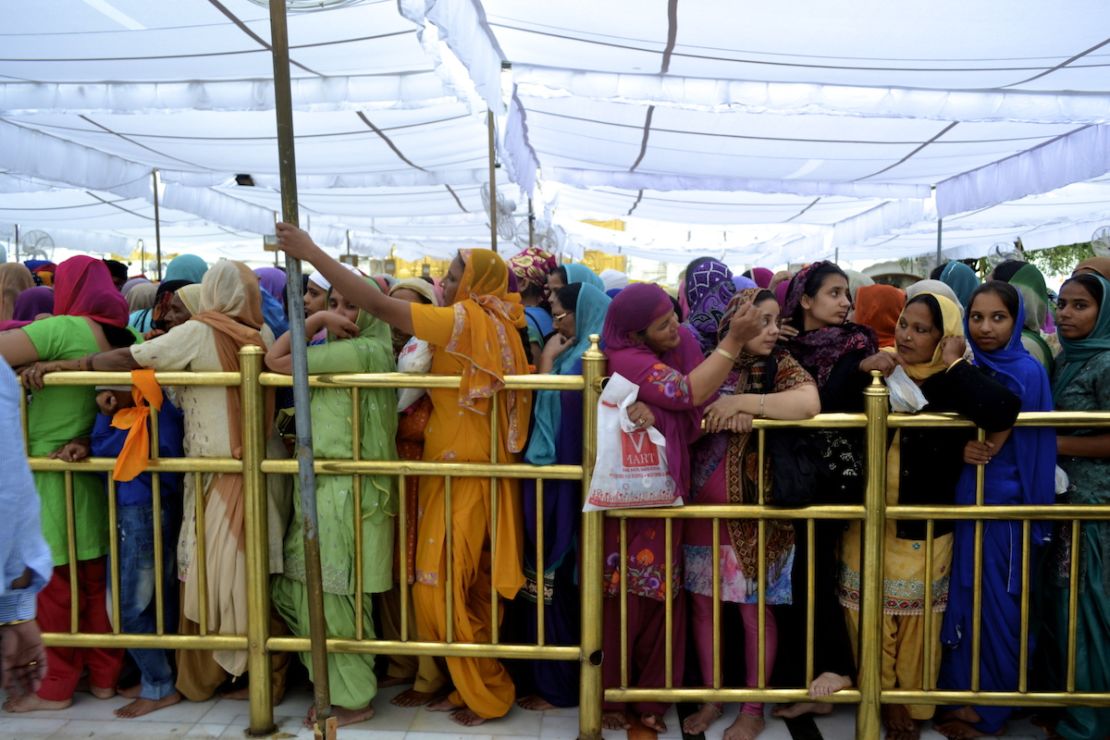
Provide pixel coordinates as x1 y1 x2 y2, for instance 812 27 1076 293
600 371 1110 739
25 350 1110 739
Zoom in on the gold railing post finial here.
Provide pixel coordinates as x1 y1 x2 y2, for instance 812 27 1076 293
856 369 889 739
239 346 275 735
578 333 605 739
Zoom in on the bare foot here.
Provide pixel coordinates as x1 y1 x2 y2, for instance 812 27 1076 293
602 710 631 730
115 691 182 719
117 684 142 699
641 712 667 733
883 704 920 740
426 696 462 712
934 719 1003 739
223 686 250 700
392 689 436 707
938 706 982 725
305 703 375 728
450 707 486 726
724 712 766 740
682 702 723 734
3 694 72 713
516 695 557 711
808 672 852 698
378 676 411 688
772 701 834 719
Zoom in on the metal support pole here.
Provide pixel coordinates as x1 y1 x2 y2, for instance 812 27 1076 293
936 218 943 267
528 198 535 249
578 335 605 740
13 223 19 263
488 109 498 253
152 170 163 281
856 371 889 739
239 348 274 736
266 1 332 737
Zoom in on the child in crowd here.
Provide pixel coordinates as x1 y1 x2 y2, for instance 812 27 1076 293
90 371 184 719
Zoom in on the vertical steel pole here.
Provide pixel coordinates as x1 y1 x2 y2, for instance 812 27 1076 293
266 1 332 735
240 348 274 736
13 223 19 263
578 335 605 740
856 371 888 739
488 110 498 253
528 198 535 249
936 218 943 268
152 170 163 281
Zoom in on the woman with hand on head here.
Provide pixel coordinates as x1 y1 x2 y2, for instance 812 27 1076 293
842 293 1020 740
937 281 1056 740
275 222 531 728
1037 273 1110 740
598 282 763 734
683 288 820 740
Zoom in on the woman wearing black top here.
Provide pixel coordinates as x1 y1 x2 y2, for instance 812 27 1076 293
838 293 1020 740
773 261 879 717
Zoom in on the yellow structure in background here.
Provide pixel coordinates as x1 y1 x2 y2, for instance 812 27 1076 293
338 250 452 280
580 250 628 276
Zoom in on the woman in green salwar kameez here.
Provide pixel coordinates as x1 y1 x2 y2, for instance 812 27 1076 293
1043 272 1110 740
266 280 397 726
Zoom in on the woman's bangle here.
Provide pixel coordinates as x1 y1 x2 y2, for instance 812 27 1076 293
946 357 964 371
82 354 97 372
758 394 767 417
714 346 737 362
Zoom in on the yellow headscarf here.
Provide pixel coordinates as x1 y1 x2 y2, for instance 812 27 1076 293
882 292 963 381
445 248 532 453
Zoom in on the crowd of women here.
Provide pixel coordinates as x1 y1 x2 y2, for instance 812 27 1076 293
0 235 1106 740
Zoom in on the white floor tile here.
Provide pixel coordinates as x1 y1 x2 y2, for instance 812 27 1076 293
183 723 231 738
0 716 67 737
539 714 580 739
402 733 496 740
408 704 541 737
47 718 192 736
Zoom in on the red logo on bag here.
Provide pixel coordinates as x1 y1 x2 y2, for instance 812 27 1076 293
621 429 659 468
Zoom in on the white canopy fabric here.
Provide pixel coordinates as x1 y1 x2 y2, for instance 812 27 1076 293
2 0 1109 268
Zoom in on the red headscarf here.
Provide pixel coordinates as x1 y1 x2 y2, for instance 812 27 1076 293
854 284 905 349
53 255 129 327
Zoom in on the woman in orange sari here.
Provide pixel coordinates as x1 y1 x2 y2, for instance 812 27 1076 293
276 223 530 727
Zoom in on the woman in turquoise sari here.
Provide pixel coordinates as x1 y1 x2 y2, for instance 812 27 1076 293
1040 272 1110 740
266 279 397 727
512 282 610 710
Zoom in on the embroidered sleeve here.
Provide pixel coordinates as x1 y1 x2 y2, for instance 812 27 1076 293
639 362 694 409
774 352 815 392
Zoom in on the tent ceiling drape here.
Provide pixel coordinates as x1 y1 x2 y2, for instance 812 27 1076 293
2 0 1109 267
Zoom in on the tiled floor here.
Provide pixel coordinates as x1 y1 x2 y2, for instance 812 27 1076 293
0 684 1057 739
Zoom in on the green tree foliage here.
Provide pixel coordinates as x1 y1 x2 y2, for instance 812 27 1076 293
1023 241 1094 277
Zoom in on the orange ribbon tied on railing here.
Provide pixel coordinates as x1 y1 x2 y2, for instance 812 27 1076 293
109 368 163 482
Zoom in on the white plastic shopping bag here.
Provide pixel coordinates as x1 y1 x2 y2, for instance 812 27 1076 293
584 372 679 511
887 365 929 413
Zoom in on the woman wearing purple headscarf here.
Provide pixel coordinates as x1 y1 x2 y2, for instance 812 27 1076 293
254 267 287 307
599 283 762 734
682 257 738 355
0 287 54 331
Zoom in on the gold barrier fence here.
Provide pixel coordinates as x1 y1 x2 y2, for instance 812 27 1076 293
23 344 1110 739
603 370 1110 740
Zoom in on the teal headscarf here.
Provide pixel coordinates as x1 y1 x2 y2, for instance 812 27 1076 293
164 254 209 284
525 283 610 465
1054 274 1110 397
564 263 606 292
940 261 979 310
